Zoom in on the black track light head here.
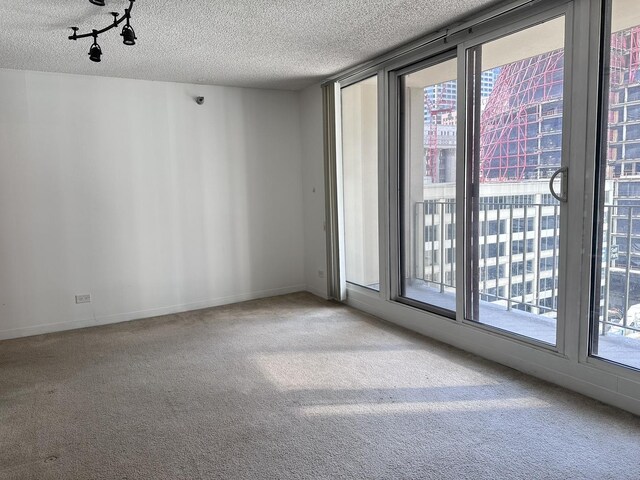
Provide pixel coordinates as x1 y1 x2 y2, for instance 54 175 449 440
89 43 102 62
89 0 105 6
121 24 136 46
89 33 102 62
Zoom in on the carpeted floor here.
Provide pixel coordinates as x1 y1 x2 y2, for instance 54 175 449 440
1 292 640 479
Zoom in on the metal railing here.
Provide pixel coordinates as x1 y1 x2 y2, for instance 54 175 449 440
599 203 640 336
414 199 640 336
416 199 560 317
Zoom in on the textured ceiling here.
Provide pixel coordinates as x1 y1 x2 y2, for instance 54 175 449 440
0 0 500 90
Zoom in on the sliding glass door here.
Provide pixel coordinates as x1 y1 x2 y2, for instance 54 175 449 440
394 13 569 346
464 16 568 345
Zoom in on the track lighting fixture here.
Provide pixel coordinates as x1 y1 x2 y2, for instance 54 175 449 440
69 0 137 62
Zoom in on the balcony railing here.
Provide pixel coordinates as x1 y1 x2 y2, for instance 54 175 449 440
414 199 640 337
599 203 640 337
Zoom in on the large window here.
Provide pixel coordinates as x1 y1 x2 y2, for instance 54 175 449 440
591 0 640 369
341 77 379 290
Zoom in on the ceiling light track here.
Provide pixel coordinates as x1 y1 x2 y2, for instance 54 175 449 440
68 0 137 63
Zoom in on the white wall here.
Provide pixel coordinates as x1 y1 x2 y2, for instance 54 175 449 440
0 69 305 339
299 83 328 298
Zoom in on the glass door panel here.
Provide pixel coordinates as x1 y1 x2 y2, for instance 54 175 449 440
466 17 566 345
399 56 458 314
591 0 640 369
342 77 380 290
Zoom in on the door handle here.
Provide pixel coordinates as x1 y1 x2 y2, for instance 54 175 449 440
549 166 568 203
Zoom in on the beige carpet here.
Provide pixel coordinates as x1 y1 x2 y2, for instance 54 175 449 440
1 292 639 480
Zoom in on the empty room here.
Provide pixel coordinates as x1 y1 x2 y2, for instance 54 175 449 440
2 0 640 478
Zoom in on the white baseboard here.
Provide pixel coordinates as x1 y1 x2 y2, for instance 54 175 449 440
0 284 307 341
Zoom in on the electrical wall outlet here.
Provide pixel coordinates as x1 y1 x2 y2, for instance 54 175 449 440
75 294 91 304
318 269 325 278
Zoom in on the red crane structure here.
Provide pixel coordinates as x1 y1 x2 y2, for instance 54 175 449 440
423 27 640 184
628 26 640 84
479 50 565 183
605 27 640 168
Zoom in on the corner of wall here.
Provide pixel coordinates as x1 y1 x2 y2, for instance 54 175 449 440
299 83 328 299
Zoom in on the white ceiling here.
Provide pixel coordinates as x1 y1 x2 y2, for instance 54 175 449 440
0 0 501 91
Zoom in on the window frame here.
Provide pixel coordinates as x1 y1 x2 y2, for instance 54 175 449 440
392 49 460 320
